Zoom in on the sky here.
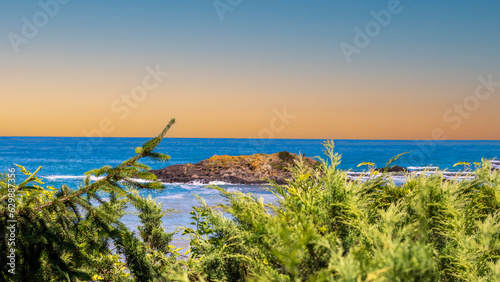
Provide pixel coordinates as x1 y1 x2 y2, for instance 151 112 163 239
1 0 499 139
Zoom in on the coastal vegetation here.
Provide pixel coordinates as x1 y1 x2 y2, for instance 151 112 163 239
0 120 185 281
1 123 499 281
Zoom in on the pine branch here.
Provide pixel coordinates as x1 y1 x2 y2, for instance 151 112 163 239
18 119 175 215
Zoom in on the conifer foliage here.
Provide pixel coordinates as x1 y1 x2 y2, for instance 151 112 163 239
1 119 184 281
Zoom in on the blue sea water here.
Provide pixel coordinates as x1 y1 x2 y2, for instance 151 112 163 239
1 137 499 246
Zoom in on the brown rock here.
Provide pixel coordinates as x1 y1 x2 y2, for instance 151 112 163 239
151 151 318 185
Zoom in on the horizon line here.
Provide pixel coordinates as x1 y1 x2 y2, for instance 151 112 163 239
1 135 499 142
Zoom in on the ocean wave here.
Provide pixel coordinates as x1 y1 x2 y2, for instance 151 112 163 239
179 181 206 188
127 178 153 183
44 175 85 180
44 175 104 181
208 181 236 185
407 166 440 171
345 171 364 175
156 194 185 199
489 160 500 169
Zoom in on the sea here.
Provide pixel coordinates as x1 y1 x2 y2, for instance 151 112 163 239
1 137 499 246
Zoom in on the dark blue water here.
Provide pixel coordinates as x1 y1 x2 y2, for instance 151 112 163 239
1 137 499 246
2 137 499 176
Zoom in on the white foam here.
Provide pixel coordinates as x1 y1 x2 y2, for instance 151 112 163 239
178 183 218 191
44 175 104 181
187 180 208 186
345 171 367 175
44 175 84 180
127 178 153 183
407 166 440 171
489 160 500 169
208 181 234 185
156 194 184 199
161 182 188 186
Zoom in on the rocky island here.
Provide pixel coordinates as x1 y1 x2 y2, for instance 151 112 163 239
151 151 318 185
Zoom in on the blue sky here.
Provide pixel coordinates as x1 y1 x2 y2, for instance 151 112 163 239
1 0 499 139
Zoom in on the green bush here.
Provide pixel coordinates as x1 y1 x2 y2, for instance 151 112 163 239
0 119 187 281
184 141 500 281
278 151 295 163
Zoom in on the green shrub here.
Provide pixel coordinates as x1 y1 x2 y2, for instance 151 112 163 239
184 141 500 281
278 151 295 163
0 119 188 281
